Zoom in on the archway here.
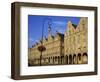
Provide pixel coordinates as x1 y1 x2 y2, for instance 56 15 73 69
83 53 88 64
58 56 60 64
48 57 50 64
61 56 64 64
65 55 68 64
78 53 81 64
73 54 77 64
53 57 55 64
55 56 58 64
69 54 72 64
50 57 53 64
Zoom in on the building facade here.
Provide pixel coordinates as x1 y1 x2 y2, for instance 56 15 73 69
64 17 88 64
28 17 88 66
28 25 64 66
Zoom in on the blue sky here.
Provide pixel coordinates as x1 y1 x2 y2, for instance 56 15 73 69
28 15 80 48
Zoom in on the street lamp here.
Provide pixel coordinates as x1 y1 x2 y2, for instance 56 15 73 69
37 18 52 66
38 43 46 66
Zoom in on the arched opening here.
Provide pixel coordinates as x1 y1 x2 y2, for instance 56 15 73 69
54 56 58 64
78 53 81 64
61 56 64 64
43 58 46 64
50 57 53 64
83 53 88 64
48 57 50 64
55 56 57 62
45 58 47 64
53 57 55 64
73 54 77 64
66 55 68 64
58 56 60 64
69 55 72 64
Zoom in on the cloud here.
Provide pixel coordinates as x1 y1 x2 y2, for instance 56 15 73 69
53 25 66 34
52 21 66 26
29 37 34 42
58 29 65 33
28 37 40 48
29 37 39 43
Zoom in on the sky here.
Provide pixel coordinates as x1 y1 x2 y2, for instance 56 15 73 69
28 15 80 48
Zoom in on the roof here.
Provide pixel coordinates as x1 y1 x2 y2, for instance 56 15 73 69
72 24 77 29
56 32 64 38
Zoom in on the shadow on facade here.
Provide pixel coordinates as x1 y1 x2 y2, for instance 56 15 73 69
28 52 88 66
